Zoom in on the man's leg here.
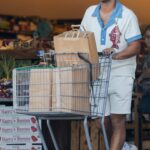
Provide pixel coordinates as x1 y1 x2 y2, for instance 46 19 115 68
110 114 126 150
95 116 112 145
104 117 112 144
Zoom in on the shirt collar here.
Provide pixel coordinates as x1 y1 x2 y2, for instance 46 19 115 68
92 0 123 28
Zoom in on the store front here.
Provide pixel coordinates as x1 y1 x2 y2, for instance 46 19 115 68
0 0 149 150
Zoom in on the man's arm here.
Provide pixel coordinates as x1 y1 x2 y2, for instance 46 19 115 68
103 40 141 60
113 40 141 60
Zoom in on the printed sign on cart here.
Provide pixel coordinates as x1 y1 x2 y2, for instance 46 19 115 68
0 145 42 150
0 134 41 144
0 106 41 144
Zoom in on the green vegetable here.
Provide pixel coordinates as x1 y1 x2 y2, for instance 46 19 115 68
0 54 16 80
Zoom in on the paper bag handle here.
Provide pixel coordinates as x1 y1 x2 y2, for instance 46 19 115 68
64 25 87 38
71 25 86 32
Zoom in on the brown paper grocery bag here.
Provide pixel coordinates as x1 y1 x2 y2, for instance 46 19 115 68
55 53 89 66
54 27 100 80
29 68 53 112
54 28 99 64
55 53 100 81
52 66 90 115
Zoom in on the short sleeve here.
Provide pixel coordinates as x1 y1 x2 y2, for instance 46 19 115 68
81 6 95 31
125 12 142 44
81 8 89 31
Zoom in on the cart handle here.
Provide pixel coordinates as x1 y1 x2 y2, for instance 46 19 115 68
98 51 115 58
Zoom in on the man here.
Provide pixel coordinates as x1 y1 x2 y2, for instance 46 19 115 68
81 0 142 150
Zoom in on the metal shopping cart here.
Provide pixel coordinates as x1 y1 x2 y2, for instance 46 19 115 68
13 52 112 150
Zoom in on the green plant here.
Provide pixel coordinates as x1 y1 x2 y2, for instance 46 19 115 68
15 60 32 68
0 55 39 80
0 54 16 80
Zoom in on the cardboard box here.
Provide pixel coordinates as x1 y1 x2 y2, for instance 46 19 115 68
52 66 90 115
29 68 53 112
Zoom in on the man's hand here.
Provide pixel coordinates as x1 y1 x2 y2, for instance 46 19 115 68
103 48 114 55
102 48 120 59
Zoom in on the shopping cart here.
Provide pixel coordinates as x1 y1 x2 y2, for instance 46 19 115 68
13 52 112 150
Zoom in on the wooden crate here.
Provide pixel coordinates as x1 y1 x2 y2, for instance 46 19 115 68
71 120 105 150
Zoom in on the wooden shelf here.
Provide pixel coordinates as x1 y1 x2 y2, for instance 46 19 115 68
0 98 13 106
0 29 33 35
126 122 134 129
141 123 150 129
0 98 12 102
126 122 150 130
0 49 39 59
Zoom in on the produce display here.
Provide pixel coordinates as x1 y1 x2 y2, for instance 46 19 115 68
0 15 38 33
0 16 80 100
0 38 53 51
0 39 33 50
0 15 53 51
0 79 12 99
0 54 35 100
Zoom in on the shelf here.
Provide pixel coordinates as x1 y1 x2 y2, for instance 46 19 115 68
0 48 39 59
0 29 33 35
142 123 150 129
126 121 150 129
0 98 12 102
126 122 134 129
126 122 150 130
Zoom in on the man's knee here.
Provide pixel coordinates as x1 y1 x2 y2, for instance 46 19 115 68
110 114 126 130
95 116 110 129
